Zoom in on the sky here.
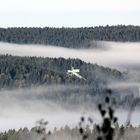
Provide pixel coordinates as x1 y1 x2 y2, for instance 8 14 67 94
0 0 140 28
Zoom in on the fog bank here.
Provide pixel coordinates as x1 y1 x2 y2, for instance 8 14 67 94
0 85 99 131
0 41 140 72
0 41 140 131
0 86 139 131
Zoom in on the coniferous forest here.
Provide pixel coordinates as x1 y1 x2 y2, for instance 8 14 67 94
0 55 123 89
0 55 139 109
0 25 140 140
0 25 140 48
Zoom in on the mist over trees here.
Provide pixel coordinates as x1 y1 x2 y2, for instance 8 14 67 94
1 55 137 109
0 25 140 48
0 25 140 139
0 55 123 89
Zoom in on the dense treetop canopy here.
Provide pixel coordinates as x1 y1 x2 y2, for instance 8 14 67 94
0 55 123 89
0 25 140 48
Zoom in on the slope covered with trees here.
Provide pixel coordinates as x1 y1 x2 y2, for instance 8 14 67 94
0 25 140 48
0 55 123 89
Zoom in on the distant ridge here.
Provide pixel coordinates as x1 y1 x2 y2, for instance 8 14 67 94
0 55 123 89
0 25 140 48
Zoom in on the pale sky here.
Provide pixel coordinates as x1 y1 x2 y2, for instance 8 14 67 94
0 0 140 28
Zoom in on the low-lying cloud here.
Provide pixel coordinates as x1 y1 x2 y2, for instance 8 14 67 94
0 41 140 72
1 41 140 131
0 85 140 131
0 85 101 131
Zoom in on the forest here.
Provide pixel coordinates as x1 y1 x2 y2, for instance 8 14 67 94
0 25 140 139
0 25 140 48
0 55 123 89
0 55 138 109
0 124 140 140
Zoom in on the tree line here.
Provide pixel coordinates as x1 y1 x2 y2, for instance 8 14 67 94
0 55 123 89
0 55 138 108
0 25 140 48
0 124 140 140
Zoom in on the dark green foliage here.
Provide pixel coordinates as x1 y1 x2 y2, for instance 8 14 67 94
0 55 123 89
0 25 140 48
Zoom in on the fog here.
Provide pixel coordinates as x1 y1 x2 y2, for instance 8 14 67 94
1 41 140 131
0 85 99 131
0 41 140 72
0 85 139 132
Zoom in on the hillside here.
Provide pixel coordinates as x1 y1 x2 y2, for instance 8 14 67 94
0 55 123 89
0 55 136 109
0 25 140 48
